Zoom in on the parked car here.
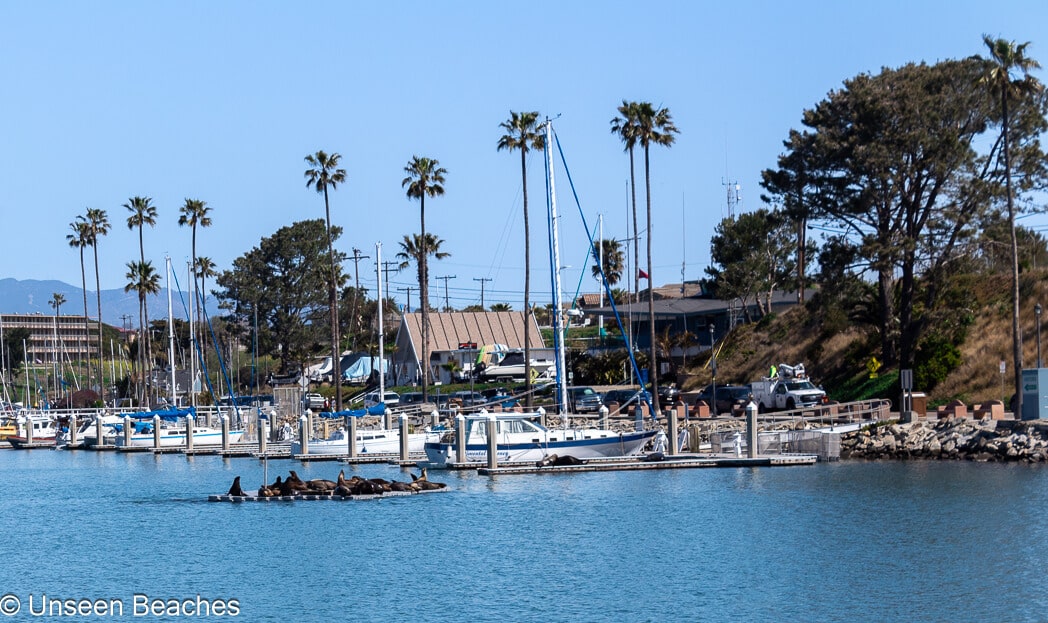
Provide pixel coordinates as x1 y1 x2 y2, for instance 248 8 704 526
602 388 651 412
399 392 425 407
657 384 681 404
303 393 327 410
694 384 752 415
566 386 603 414
450 391 486 409
363 391 400 408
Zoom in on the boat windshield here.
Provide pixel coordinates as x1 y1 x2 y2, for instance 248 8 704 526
467 417 544 437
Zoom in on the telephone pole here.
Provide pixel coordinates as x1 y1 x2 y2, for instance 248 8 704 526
397 286 415 313
473 277 492 310
436 275 456 312
348 248 370 350
380 261 400 302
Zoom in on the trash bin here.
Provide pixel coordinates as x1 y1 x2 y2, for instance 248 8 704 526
910 392 927 418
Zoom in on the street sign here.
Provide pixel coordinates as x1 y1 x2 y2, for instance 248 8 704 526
1000 360 1007 375
900 369 913 391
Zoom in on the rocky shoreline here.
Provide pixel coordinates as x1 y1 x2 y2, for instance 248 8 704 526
841 417 1048 462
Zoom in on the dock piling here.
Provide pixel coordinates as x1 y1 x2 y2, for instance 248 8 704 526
299 415 309 455
399 414 409 461
69 415 77 448
746 400 758 458
455 414 466 464
186 414 194 452
123 415 132 447
153 415 161 449
485 412 498 470
348 415 357 458
221 415 230 451
257 415 267 455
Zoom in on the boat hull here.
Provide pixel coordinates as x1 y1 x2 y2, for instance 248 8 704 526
6 435 56 448
424 428 655 466
292 430 441 455
115 429 245 448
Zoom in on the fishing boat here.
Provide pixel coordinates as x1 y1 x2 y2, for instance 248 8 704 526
423 411 655 466
6 412 58 448
291 426 443 456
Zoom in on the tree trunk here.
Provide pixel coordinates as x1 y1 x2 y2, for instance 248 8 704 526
420 195 429 403
1003 92 1023 418
323 185 342 412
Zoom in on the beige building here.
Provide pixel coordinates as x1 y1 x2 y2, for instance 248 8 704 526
1 313 99 364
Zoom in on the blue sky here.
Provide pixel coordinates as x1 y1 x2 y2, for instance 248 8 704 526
1 1 1045 314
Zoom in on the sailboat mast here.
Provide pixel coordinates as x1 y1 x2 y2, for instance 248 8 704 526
376 242 385 400
188 261 197 408
544 119 568 415
167 257 177 405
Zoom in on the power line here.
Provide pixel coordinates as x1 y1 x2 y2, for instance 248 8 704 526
396 286 415 313
436 275 457 311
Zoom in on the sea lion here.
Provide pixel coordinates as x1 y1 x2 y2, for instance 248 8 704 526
285 470 310 491
536 454 558 467
642 451 666 462
553 455 584 466
227 476 245 497
307 478 336 492
389 480 414 492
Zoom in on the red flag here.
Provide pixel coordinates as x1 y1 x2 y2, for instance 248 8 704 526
638 269 649 280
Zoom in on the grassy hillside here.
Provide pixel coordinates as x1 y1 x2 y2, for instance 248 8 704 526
678 269 1047 409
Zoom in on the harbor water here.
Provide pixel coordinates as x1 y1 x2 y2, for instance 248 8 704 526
1 449 1047 622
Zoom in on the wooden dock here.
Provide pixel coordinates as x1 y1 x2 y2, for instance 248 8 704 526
466 453 818 475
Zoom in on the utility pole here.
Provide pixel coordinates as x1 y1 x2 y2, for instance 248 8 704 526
349 248 370 350
381 261 400 303
473 277 492 309
436 275 456 312
397 286 415 313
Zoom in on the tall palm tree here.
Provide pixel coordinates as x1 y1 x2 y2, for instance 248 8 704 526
67 218 93 390
498 111 545 407
633 102 679 415
304 151 348 410
85 208 110 393
125 196 157 375
48 293 66 371
981 35 1043 418
402 156 447 402
178 198 212 382
611 101 642 303
125 260 161 405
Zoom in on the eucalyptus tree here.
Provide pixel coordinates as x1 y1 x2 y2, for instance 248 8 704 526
85 207 110 391
125 196 158 367
981 35 1044 417
498 111 545 406
125 260 161 404
402 156 447 401
213 219 339 374
304 150 348 410
633 102 679 414
66 218 93 389
610 101 642 302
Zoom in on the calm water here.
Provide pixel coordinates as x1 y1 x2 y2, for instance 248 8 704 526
1 449 1046 622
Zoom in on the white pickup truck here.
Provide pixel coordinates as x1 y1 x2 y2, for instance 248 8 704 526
750 363 827 412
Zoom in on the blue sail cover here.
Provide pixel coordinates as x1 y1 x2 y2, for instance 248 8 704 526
117 407 196 422
317 404 387 418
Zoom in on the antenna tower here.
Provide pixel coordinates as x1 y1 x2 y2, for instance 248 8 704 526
722 178 741 219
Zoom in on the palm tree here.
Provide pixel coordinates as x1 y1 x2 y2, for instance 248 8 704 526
125 196 157 373
633 102 679 415
402 156 447 402
125 260 161 405
178 198 212 380
49 292 66 371
498 111 545 407
67 218 93 390
490 303 512 312
304 151 348 410
611 101 642 303
85 207 110 393
591 238 625 286
981 35 1043 419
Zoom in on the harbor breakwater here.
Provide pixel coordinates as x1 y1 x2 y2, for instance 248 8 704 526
841 417 1048 462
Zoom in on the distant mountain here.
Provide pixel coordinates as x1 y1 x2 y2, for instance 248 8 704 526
0 278 219 327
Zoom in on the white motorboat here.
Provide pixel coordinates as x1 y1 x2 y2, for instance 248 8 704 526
476 350 555 382
423 411 656 467
6 412 58 448
56 413 124 448
291 426 442 456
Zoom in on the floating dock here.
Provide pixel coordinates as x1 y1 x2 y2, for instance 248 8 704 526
461 453 818 475
208 488 447 503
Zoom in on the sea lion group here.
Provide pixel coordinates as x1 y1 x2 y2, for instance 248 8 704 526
226 468 447 498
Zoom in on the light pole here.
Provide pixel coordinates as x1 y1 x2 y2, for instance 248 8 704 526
1036 303 1043 368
